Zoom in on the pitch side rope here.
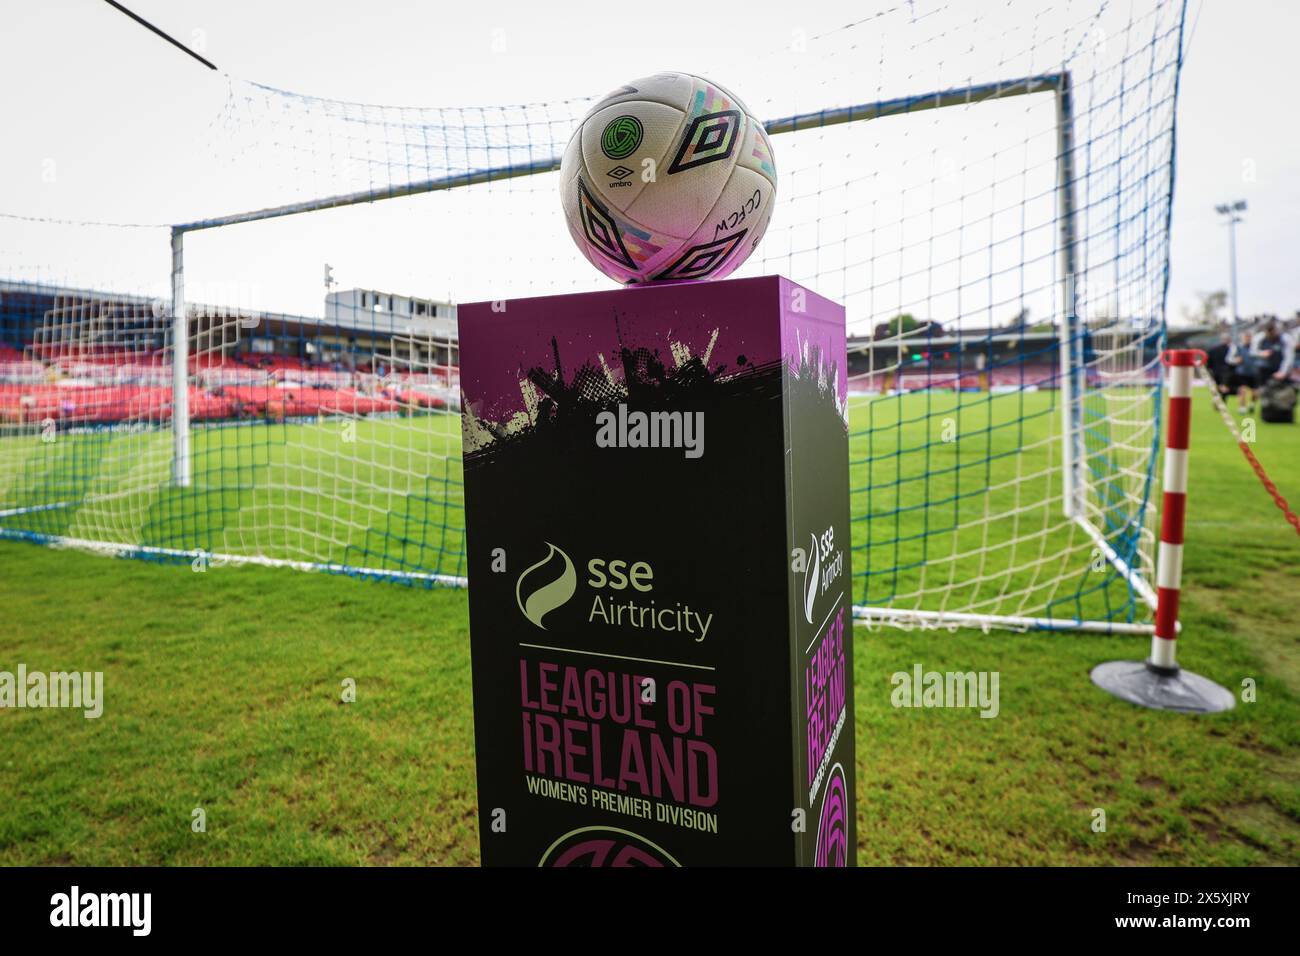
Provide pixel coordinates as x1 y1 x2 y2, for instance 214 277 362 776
1195 363 1300 539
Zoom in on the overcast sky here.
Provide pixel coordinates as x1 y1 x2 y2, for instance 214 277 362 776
1 0 1296 327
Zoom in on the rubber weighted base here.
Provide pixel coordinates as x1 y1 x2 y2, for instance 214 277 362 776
1090 660 1236 713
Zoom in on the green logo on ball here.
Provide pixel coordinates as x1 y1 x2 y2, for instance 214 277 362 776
601 116 644 160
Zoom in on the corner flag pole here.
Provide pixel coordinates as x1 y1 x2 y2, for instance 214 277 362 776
1089 349 1235 714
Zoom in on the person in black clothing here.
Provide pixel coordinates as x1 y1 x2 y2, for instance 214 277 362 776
1212 328 1256 413
1205 329 1235 399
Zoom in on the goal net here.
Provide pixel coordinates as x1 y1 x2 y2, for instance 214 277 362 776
0 0 1185 633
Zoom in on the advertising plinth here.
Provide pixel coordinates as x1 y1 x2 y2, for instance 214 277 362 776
458 275 855 866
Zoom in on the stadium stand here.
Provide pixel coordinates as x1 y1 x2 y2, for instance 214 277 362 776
0 280 456 427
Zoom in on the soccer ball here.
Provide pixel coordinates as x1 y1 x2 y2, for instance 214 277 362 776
559 72 777 285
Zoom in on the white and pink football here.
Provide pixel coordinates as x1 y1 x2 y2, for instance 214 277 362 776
559 72 777 285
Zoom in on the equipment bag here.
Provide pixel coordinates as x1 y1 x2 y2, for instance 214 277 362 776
1260 380 1297 424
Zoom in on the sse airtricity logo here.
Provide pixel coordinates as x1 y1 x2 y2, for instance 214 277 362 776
803 531 820 624
515 542 577 629
803 524 844 624
514 542 714 641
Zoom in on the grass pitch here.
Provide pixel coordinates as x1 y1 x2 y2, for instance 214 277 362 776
0 395 1297 864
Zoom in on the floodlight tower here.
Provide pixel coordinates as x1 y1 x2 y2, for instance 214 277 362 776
1215 200 1246 328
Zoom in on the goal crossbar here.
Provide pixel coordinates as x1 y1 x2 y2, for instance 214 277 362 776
154 70 1151 634
171 74 1068 233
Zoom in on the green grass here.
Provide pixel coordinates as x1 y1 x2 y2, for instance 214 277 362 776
0 396 1298 864
0 413 467 579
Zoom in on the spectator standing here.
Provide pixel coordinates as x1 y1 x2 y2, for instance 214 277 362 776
1250 319 1296 387
1205 329 1234 398
1223 330 1256 414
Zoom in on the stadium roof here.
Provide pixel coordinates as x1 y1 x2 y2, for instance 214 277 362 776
0 279 411 338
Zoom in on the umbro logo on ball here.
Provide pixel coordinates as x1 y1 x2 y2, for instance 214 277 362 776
606 165 634 187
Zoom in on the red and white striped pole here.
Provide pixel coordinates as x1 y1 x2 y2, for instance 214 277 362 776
1091 347 1232 712
1151 349 1205 672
